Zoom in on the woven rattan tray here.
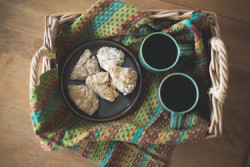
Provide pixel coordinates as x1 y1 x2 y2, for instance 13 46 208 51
30 10 228 139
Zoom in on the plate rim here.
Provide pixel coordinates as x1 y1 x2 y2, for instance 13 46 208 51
60 39 142 122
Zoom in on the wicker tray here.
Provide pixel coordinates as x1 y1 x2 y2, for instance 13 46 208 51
30 10 228 139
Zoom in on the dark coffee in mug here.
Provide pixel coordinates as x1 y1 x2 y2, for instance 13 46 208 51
142 34 178 69
160 74 198 112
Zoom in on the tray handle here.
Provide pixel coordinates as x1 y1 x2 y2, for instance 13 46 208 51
30 12 81 90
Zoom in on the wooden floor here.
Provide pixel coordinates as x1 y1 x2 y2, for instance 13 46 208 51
0 0 249 166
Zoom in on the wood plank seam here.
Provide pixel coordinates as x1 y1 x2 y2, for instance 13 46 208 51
160 0 250 24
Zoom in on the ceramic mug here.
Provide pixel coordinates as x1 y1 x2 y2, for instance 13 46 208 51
157 73 199 129
139 32 194 72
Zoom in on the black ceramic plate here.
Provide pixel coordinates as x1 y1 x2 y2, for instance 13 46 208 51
60 40 142 122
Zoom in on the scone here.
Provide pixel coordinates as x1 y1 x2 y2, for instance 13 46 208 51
86 56 99 75
70 49 99 81
68 85 99 116
109 65 137 96
86 72 119 102
96 47 125 72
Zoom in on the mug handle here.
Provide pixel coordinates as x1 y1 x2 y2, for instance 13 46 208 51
179 44 194 56
170 112 184 129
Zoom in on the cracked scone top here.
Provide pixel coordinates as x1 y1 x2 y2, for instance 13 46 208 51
70 49 100 81
86 72 119 102
68 85 99 116
109 66 137 96
96 47 125 72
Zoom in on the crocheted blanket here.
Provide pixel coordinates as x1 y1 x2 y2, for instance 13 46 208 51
30 0 211 166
